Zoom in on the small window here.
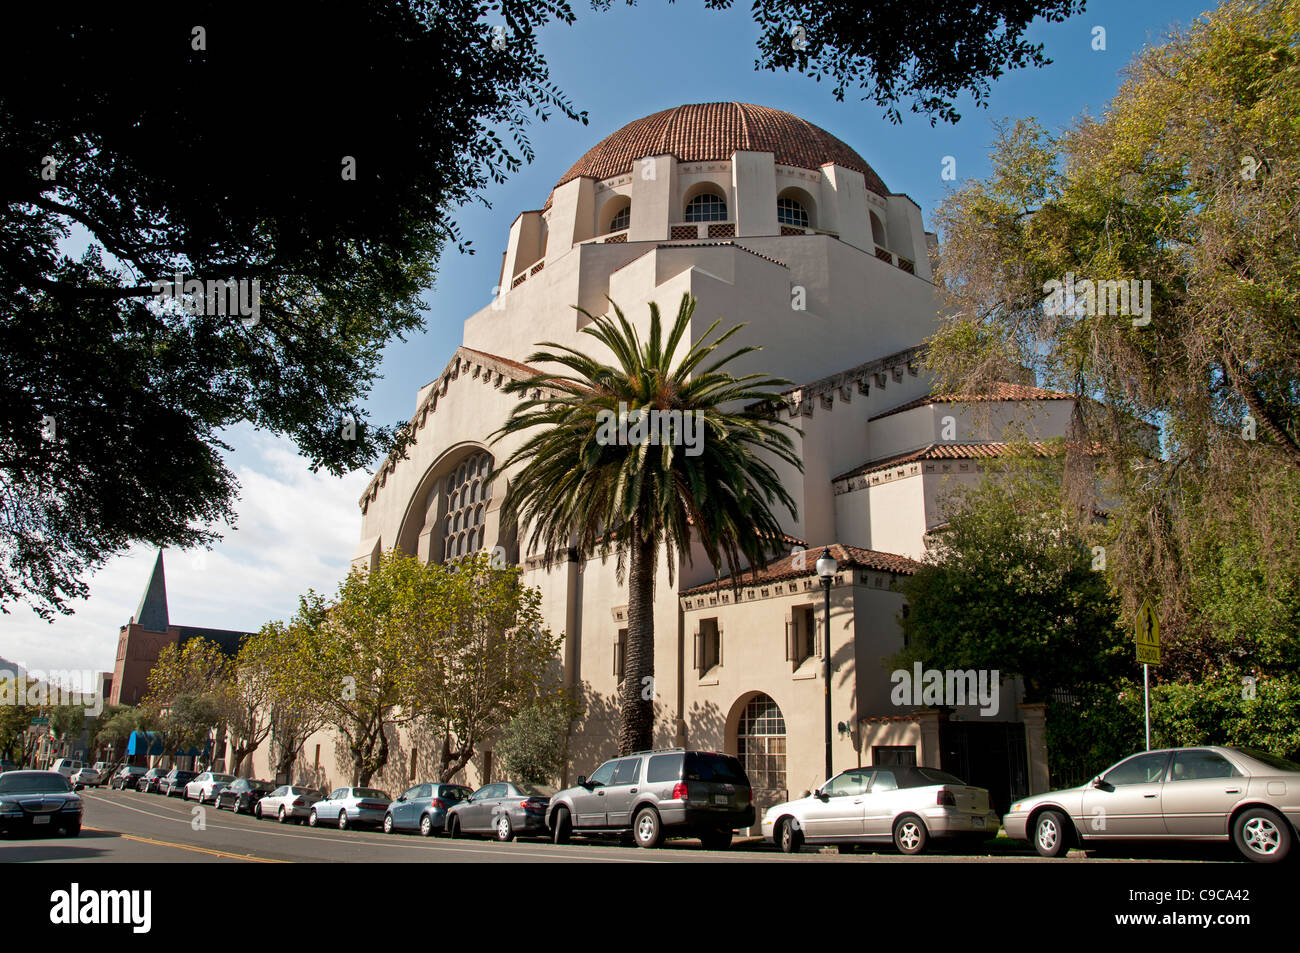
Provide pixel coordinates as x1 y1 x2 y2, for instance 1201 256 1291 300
609 205 630 232
788 605 816 667
647 753 684 784
695 617 721 674
777 197 809 228
614 628 627 678
871 770 899 792
685 193 727 223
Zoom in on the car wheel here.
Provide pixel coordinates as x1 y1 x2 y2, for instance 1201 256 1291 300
1233 807 1292 863
893 814 929 855
778 817 803 854
551 807 572 845
700 828 733 851
420 815 434 837
633 807 663 849
1033 809 1072 858
496 813 514 842
448 815 462 839
383 813 395 835
254 801 262 819
308 809 319 828
338 810 349 831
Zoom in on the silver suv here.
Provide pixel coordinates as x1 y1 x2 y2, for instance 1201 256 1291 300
547 749 754 849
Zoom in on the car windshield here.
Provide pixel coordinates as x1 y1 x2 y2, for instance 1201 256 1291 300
355 788 389 800
212 774 234 782
0 773 73 794
1232 748 1300 773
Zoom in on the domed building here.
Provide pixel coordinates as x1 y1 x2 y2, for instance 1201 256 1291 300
261 104 1079 819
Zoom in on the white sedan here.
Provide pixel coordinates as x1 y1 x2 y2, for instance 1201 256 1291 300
70 767 102 789
762 765 998 854
184 772 235 804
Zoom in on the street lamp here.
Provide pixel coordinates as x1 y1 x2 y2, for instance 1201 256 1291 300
816 546 838 782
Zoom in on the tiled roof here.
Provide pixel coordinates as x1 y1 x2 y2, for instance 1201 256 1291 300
681 543 922 596
867 383 1075 421
552 103 888 198
834 441 1094 482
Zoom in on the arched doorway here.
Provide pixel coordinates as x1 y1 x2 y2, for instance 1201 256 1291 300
735 693 787 795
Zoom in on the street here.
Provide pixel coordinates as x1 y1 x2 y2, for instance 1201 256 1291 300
0 788 1234 863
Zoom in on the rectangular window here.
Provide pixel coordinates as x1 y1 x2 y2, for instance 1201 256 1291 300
787 605 816 667
694 618 721 675
872 745 917 767
614 628 627 678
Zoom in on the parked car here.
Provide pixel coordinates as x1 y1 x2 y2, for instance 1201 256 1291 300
111 766 147 790
1004 746 1300 864
70 767 103 789
548 749 754 849
256 785 325 824
0 770 83 836
445 781 554 842
137 768 168 793
383 782 474 836
0 760 19 774
762 765 998 855
163 769 196 798
50 759 82 780
93 762 112 776
185 772 235 804
308 787 392 830
215 778 277 815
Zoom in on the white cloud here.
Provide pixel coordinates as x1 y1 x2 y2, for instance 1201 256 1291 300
0 426 369 676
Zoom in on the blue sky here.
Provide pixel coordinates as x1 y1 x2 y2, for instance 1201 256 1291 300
4 0 1212 676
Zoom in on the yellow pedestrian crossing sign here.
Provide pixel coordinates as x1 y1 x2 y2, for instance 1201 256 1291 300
1135 598 1160 665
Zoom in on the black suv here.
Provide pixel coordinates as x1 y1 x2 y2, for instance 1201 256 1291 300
547 749 753 849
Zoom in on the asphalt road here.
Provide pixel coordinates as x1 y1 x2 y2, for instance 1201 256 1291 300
0 788 1233 863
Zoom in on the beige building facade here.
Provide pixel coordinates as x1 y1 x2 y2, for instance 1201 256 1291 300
236 104 1077 818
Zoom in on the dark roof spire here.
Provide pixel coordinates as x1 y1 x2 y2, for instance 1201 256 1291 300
133 550 169 631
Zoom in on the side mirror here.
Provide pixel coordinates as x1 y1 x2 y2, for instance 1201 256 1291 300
1091 776 1112 791
815 789 829 801
576 776 588 788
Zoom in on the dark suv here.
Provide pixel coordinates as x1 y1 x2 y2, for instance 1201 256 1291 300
547 749 753 849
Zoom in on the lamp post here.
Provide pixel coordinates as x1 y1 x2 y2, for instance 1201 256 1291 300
816 546 838 782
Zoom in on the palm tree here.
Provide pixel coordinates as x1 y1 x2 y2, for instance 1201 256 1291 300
492 292 802 753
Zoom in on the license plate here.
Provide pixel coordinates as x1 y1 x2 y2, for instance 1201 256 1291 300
33 816 50 825
972 816 985 828
713 794 729 805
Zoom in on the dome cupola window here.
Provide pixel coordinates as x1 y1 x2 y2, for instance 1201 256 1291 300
776 197 809 229
685 192 728 223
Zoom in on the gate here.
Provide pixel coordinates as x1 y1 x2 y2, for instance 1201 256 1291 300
939 721 1028 816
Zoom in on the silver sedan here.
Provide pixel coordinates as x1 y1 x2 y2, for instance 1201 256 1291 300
1004 746 1299 863
308 787 392 831
255 784 324 824
762 765 997 854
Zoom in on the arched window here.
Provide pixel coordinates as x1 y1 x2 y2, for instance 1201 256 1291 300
737 694 787 791
777 197 809 228
685 193 727 223
609 205 630 232
432 449 494 563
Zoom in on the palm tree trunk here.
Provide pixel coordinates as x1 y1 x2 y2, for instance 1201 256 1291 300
618 525 656 754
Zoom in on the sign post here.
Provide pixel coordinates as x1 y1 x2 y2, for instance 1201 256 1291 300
1134 598 1161 750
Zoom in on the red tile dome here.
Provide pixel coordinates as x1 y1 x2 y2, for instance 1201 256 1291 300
548 102 888 203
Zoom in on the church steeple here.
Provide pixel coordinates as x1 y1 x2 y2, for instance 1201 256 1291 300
132 550 170 631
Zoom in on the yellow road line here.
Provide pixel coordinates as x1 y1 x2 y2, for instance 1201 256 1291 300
83 826 288 863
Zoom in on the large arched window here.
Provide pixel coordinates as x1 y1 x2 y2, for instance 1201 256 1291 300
609 205 630 232
737 693 787 791
685 192 728 223
434 449 492 563
776 197 809 228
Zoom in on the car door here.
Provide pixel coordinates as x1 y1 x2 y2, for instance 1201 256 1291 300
477 784 509 832
803 770 871 839
1081 751 1172 838
319 788 345 821
603 758 643 829
1161 749 1244 837
573 761 617 828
